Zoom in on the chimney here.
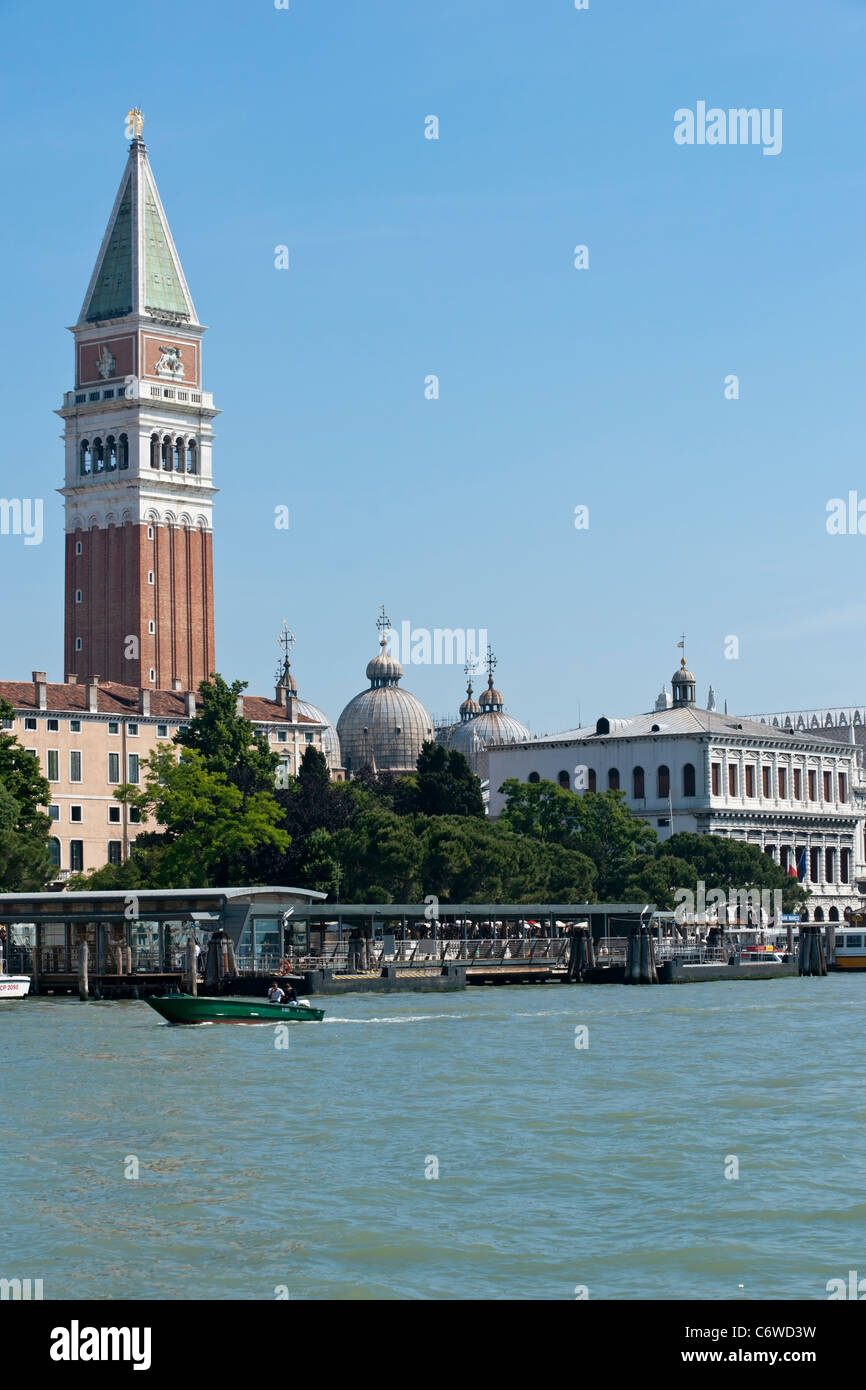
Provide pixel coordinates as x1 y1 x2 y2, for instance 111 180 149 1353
236 694 245 718
86 675 100 713
185 691 197 717
172 677 182 692
32 671 47 711
139 688 151 716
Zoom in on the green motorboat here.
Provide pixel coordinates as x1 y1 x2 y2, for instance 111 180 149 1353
146 993 325 1025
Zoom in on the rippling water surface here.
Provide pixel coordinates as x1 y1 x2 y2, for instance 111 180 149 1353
2 977 865 1300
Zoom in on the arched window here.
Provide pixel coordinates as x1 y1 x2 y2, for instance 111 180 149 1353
528 771 540 784
150 433 160 469
829 906 840 922
587 768 596 793
658 765 670 798
558 770 570 788
106 435 117 471
161 436 172 470
174 437 185 472
608 768 620 791
683 763 696 796
118 433 129 469
633 766 645 798
48 837 61 868
814 907 825 922
187 438 198 474
79 440 91 475
93 437 104 472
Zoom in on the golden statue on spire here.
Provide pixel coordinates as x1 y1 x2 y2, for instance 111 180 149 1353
125 107 144 140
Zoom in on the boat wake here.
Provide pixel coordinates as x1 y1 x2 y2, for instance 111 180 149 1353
324 1013 465 1025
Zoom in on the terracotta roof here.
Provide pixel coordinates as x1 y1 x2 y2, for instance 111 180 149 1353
0 680 321 726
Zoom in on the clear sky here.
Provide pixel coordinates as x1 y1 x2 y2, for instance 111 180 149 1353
1 0 865 734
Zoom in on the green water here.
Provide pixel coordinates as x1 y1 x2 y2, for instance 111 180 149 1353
2 978 864 1300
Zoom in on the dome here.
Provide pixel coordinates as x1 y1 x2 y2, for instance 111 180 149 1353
366 636 403 685
338 622 434 775
458 679 480 721
450 709 530 757
479 676 505 711
296 699 342 772
671 656 696 708
337 685 434 775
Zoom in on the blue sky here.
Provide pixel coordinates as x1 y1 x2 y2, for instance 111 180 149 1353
2 0 865 734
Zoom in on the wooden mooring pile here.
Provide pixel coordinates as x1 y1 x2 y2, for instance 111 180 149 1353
624 923 659 984
798 924 828 976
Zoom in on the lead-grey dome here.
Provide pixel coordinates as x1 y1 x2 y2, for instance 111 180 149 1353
296 699 342 772
449 708 530 757
337 632 433 775
447 667 530 775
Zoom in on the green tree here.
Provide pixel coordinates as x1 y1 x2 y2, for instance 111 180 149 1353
657 831 806 912
616 852 701 911
498 779 656 899
0 699 53 890
116 745 289 887
398 742 484 818
175 673 278 798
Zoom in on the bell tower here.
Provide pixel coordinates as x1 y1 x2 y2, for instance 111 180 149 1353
58 112 218 691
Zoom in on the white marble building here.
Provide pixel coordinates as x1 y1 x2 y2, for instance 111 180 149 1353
486 660 864 921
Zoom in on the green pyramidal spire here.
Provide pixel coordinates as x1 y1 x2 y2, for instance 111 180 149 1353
79 134 197 325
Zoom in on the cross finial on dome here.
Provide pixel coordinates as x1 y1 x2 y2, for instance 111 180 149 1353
376 604 392 647
485 645 498 686
276 619 297 689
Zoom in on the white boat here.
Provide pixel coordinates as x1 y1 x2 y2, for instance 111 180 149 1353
0 974 31 1000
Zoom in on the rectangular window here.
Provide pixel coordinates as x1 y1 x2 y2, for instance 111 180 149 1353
841 848 851 884
129 807 141 823
47 749 59 782
728 765 738 796
305 732 314 744
69 750 82 782
839 772 847 803
745 766 755 798
70 805 82 823
70 840 83 872
778 767 787 798
47 805 59 822
24 717 37 730
825 847 836 882
157 724 168 738
793 769 802 800
277 730 288 743
108 805 121 823
108 721 119 735
127 723 139 736
808 770 816 801
128 753 140 784
108 752 120 784
70 720 81 733
711 763 721 796
0 718 13 730
107 841 122 866
823 770 832 801
47 718 59 732
762 766 771 798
